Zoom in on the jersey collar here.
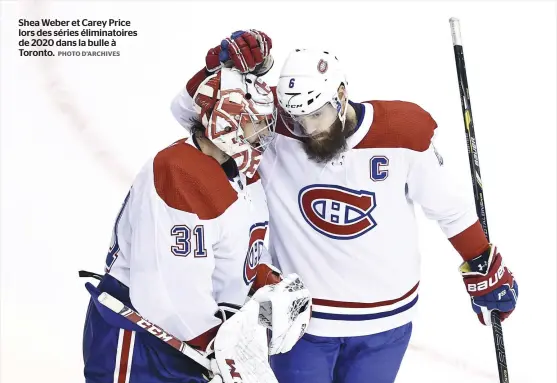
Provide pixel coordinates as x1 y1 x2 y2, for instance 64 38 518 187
187 136 244 186
346 102 374 149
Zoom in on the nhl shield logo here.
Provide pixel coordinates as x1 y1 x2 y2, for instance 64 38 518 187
317 59 328 74
298 184 377 240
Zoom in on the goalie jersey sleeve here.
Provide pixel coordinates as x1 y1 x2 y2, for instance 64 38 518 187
106 139 268 347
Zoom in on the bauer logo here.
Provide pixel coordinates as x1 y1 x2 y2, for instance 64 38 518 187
298 185 377 240
467 264 505 292
243 222 268 284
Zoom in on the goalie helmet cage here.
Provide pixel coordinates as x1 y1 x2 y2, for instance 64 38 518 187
449 17 510 383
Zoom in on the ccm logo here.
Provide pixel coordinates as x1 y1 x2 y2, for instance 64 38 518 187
287 104 303 108
467 264 505 292
137 318 173 342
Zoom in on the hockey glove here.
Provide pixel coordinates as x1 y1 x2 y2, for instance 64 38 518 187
210 298 279 383
460 244 518 325
251 273 312 354
205 30 274 75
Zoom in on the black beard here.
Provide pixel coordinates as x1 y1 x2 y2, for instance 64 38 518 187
302 116 357 163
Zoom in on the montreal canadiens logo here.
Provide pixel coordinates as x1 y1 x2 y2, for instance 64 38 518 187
243 222 268 284
254 78 271 95
317 59 328 74
298 185 377 240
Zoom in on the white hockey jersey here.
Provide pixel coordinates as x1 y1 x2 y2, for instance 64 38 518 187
105 138 269 347
171 90 488 338
258 100 482 337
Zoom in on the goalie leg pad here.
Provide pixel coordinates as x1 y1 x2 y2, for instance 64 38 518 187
212 299 279 383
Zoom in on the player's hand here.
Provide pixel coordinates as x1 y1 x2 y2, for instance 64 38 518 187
459 244 518 325
205 30 274 75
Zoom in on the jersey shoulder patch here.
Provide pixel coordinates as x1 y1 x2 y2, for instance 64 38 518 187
153 140 238 219
354 100 437 152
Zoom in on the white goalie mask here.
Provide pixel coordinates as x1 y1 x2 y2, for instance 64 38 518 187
192 68 277 178
276 49 348 137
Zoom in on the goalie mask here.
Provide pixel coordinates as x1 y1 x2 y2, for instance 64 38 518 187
192 68 277 178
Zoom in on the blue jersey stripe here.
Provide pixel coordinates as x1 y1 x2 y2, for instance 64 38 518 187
311 295 418 321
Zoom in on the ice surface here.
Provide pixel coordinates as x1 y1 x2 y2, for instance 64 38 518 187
1 1 555 382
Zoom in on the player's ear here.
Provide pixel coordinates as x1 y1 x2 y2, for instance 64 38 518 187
337 84 348 112
337 84 345 98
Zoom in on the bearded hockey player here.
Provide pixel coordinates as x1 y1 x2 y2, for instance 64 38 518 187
171 30 519 383
81 67 311 383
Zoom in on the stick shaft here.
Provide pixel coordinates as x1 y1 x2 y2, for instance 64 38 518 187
98 292 212 370
449 17 490 240
449 17 510 383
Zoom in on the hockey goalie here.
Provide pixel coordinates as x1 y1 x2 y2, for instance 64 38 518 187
80 67 311 383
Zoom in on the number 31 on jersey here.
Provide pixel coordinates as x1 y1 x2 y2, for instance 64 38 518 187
171 225 207 257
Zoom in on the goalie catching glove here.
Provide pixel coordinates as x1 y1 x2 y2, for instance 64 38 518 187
460 244 518 326
208 274 311 383
252 273 311 355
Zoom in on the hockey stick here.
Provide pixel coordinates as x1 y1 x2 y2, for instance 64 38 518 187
449 18 510 383
97 292 213 371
